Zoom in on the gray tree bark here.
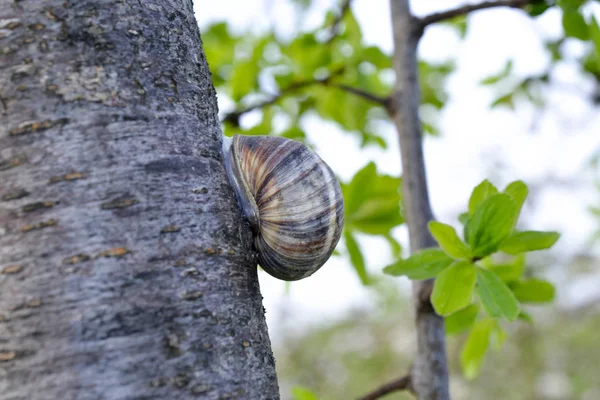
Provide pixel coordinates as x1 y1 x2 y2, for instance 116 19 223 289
0 1 279 399
389 0 450 399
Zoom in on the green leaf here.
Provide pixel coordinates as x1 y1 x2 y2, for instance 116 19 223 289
345 230 369 285
490 93 515 109
480 60 513 85
489 324 507 351
557 0 585 10
499 231 560 254
591 17 600 62
419 61 454 109
245 107 274 136
527 2 552 17
465 194 516 258
342 162 403 235
489 254 525 282
230 59 259 102
458 212 470 225
562 9 589 40
383 248 453 280
442 15 468 38
340 9 362 47
285 33 331 78
476 267 520 321
291 386 319 400
503 180 528 222
431 261 476 316
445 304 479 335
428 221 471 259
384 233 402 258
360 46 392 69
511 279 556 303
460 319 493 379
280 125 307 142
518 310 534 323
468 180 499 214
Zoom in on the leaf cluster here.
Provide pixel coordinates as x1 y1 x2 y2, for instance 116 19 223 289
384 179 559 377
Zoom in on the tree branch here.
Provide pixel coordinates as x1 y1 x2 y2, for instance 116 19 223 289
222 78 322 126
357 374 413 400
417 0 531 30
326 0 353 44
389 1 450 399
222 72 390 126
328 83 391 109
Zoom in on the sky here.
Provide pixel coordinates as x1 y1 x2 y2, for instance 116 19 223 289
194 0 600 337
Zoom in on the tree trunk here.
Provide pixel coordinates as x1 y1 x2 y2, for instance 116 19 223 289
0 1 279 399
389 0 450 399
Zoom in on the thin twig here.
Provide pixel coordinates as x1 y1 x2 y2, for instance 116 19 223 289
326 0 353 44
222 79 323 126
417 0 532 29
328 83 391 109
357 375 413 400
222 71 390 125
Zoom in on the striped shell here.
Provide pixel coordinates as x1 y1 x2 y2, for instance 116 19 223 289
223 135 344 281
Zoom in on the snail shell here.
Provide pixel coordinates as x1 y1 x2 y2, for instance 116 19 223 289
222 134 344 281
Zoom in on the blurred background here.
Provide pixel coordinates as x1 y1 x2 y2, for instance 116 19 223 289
196 1 600 399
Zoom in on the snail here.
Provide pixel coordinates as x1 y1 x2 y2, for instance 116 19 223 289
222 134 344 281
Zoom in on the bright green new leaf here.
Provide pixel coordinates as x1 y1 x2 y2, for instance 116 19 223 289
476 267 520 321
499 231 560 254
383 248 453 280
465 194 516 258
446 304 479 335
432 261 476 316
291 386 319 400
468 180 499 214
344 230 369 285
429 221 471 259
503 180 528 222
460 319 494 379
511 279 556 303
490 254 525 282
342 162 403 235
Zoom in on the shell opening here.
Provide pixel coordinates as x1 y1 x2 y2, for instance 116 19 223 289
222 136 261 233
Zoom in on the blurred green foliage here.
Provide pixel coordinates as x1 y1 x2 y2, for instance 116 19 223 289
202 0 600 396
274 286 600 400
274 279 600 400
201 6 452 277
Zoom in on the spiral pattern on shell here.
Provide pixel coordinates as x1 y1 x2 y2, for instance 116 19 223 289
223 135 344 281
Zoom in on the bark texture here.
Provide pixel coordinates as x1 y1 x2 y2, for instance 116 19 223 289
0 1 279 399
389 1 450 399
